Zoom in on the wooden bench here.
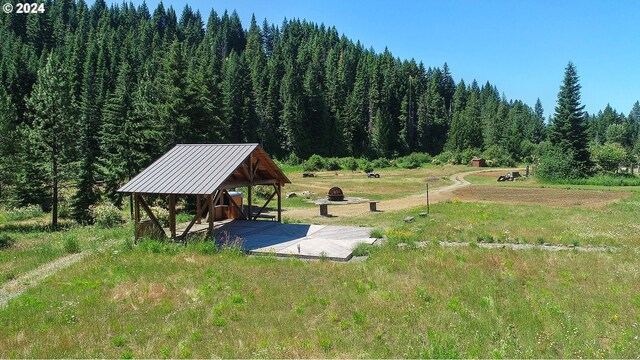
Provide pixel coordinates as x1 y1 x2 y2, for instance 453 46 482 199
369 201 380 211
254 213 276 221
319 203 329 216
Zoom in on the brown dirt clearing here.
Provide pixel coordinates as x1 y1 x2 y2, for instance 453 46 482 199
454 185 631 208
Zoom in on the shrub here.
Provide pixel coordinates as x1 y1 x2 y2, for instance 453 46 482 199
253 185 272 199
324 157 342 171
537 146 582 180
433 151 454 165
91 203 125 228
63 234 81 254
357 159 374 172
340 157 358 171
149 206 170 227
590 142 628 173
6 205 43 221
482 145 515 167
371 157 392 169
460 149 477 165
0 233 14 249
285 153 302 165
396 153 432 169
303 154 325 171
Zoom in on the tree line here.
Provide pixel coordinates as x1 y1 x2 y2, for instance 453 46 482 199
0 0 639 225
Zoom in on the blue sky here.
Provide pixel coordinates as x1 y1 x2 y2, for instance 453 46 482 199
118 0 639 118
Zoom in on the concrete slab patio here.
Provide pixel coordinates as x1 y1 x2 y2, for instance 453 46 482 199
213 220 375 261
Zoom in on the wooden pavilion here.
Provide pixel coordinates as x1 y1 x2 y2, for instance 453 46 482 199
117 144 290 241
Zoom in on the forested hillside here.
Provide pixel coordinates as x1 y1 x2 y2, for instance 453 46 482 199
1 0 638 222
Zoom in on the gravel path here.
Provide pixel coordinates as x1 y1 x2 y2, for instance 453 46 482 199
0 241 117 309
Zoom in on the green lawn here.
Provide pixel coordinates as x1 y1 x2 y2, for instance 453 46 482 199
1 241 638 358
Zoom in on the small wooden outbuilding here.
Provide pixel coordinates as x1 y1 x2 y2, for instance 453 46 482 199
117 144 290 241
471 157 487 167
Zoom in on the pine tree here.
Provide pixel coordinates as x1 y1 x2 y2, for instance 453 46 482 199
549 62 591 172
223 51 257 143
0 87 18 202
529 98 546 143
25 54 79 227
445 80 468 151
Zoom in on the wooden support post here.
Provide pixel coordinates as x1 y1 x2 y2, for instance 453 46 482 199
168 194 176 239
248 156 253 220
196 194 202 224
134 194 141 242
277 183 282 222
129 194 134 220
426 183 430 214
247 185 252 220
208 194 214 237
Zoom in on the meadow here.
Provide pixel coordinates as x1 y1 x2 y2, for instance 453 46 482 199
1 165 640 358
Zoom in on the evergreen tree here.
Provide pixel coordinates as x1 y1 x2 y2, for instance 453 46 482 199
25 54 79 227
549 62 590 172
445 80 468 151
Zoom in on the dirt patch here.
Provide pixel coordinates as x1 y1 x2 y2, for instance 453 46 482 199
454 185 630 208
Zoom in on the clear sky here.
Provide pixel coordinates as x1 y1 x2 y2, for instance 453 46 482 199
118 0 639 119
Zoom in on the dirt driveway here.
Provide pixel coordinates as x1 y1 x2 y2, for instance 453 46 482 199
283 168 507 219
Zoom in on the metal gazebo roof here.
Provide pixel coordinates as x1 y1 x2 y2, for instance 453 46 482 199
117 143 290 195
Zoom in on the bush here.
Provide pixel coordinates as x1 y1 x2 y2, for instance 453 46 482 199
6 205 44 221
396 153 432 169
285 153 302 165
371 157 392 169
324 157 342 171
149 206 169 227
433 151 454 165
591 142 628 173
537 147 582 180
357 159 374 172
253 185 272 199
91 203 125 228
303 154 325 172
63 234 81 254
340 157 358 171
0 233 14 249
460 149 477 165
482 145 515 167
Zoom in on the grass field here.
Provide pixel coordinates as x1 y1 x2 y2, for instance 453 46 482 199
1 165 640 358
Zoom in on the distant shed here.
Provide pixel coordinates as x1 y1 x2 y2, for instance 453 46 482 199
117 143 290 241
471 157 487 167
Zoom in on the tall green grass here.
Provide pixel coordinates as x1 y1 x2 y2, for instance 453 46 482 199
540 174 640 186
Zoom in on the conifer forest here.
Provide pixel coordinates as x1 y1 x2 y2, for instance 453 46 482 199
1 0 639 223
